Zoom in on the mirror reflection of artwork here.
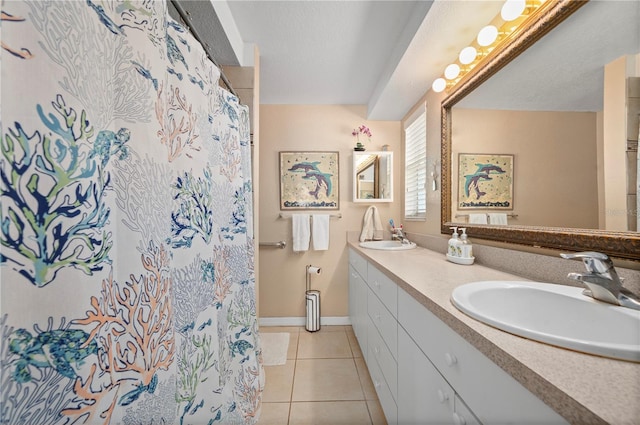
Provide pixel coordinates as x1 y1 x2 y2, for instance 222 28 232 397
279 151 339 209
458 154 513 210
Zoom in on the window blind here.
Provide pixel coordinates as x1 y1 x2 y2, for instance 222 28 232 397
404 108 427 220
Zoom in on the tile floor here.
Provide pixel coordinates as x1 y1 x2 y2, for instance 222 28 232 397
258 325 388 425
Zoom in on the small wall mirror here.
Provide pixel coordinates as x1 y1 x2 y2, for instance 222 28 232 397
353 151 393 203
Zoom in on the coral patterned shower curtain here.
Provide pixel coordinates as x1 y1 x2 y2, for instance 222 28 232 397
0 1 263 424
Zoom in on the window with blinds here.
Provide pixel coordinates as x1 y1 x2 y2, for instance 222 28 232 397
404 108 427 220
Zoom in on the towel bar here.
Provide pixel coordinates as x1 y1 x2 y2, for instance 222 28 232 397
259 241 286 249
455 213 518 218
278 212 342 219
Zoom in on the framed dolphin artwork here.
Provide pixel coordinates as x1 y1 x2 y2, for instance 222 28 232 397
279 151 340 210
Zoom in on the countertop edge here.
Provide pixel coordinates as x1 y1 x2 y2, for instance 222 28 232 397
347 240 614 425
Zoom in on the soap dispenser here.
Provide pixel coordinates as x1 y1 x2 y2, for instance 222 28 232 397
447 227 461 258
459 228 473 260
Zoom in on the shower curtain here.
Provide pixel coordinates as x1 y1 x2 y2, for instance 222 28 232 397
0 1 263 424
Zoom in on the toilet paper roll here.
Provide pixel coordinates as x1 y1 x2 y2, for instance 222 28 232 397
307 266 321 275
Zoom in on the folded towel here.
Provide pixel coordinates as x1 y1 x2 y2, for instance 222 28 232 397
360 206 384 242
468 213 488 224
312 214 330 250
488 213 508 225
292 214 310 252
372 206 384 240
359 207 374 242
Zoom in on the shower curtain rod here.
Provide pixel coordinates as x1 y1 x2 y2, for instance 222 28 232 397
170 0 238 98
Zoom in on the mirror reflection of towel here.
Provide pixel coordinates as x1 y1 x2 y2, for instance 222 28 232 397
468 213 488 224
488 213 508 225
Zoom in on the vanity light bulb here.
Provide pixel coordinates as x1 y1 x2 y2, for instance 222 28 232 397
432 78 446 93
501 0 526 21
459 46 477 65
477 25 498 46
444 64 460 80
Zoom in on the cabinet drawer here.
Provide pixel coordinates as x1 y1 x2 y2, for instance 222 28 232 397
368 290 397 361
367 344 398 425
398 288 567 424
349 249 368 281
398 327 454 425
454 394 482 425
367 318 397 401
367 263 397 317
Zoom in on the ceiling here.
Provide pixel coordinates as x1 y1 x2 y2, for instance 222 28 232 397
171 1 639 120
173 0 503 120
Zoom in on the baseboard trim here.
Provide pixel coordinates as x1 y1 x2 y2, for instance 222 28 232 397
259 316 351 327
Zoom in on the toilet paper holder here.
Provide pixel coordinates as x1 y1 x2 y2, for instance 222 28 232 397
305 265 321 332
307 265 321 275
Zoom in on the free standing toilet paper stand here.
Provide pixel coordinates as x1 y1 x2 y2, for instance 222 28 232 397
305 265 321 332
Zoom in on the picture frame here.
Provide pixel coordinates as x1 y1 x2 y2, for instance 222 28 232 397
458 153 513 210
279 151 339 210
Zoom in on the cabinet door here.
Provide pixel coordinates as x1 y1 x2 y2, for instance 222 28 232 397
398 288 567 424
348 264 368 355
454 395 482 425
367 262 398 317
348 264 359 333
398 327 455 425
349 249 368 280
368 287 397 361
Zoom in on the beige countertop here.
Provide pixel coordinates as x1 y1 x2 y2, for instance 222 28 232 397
348 238 640 425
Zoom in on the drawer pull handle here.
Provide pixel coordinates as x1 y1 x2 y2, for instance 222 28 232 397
437 389 449 403
445 352 457 366
453 412 466 425
374 380 381 389
374 346 380 355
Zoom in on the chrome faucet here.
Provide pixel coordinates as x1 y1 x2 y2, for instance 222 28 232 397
391 228 411 244
561 251 640 311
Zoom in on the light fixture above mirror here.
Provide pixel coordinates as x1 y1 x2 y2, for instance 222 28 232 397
432 0 547 94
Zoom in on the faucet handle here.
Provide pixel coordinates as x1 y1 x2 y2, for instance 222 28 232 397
560 251 614 274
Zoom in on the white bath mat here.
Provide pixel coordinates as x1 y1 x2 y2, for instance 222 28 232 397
261 332 290 366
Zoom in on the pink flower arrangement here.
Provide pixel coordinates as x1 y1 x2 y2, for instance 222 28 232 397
352 124 372 143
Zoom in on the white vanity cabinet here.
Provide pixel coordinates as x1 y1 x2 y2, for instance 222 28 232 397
349 249 398 424
397 286 567 425
348 248 568 425
398 326 481 425
348 250 369 355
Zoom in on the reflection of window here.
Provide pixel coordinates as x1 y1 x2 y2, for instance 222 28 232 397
404 107 427 220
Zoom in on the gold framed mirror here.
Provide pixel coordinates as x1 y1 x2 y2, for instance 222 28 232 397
441 0 640 261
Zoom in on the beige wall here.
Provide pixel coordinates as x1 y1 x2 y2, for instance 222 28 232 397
604 56 629 231
258 105 401 319
451 108 599 229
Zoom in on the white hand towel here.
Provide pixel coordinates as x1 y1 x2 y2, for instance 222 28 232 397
371 206 384 240
488 213 508 225
468 213 488 224
292 214 310 252
312 214 330 250
359 206 374 242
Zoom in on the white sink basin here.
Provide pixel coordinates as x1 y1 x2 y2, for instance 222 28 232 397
359 240 416 250
451 281 640 362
